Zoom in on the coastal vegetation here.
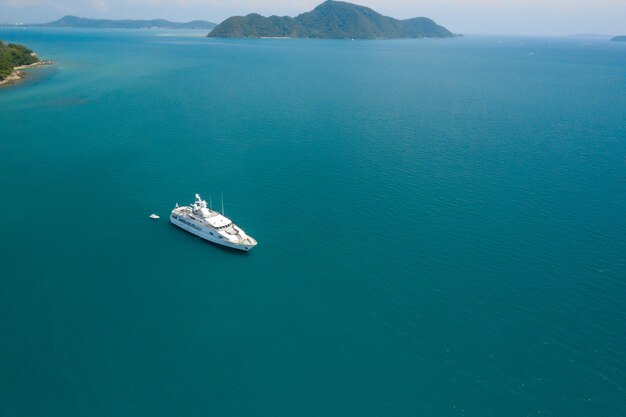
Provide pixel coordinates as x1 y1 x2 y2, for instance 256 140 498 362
611 36 626 42
208 0 454 39
35 15 216 30
0 41 39 80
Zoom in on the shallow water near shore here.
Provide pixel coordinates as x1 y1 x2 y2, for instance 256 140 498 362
1 28 626 416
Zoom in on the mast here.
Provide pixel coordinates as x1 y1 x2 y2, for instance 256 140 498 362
209 195 212 210
221 192 224 215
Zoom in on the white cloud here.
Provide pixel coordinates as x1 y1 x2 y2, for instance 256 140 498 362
92 0 109 11
3 0 45 6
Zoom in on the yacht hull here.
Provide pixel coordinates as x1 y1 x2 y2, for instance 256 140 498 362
170 215 254 252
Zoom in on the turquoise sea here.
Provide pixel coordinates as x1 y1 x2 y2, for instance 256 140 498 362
1 28 625 416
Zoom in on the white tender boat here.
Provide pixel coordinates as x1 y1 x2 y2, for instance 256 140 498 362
170 194 257 251
149 214 160 219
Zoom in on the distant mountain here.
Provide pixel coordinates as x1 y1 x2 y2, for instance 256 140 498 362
611 36 626 42
566 34 612 39
36 16 216 29
208 1 454 39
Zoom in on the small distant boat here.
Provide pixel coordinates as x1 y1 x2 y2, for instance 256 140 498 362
149 214 160 219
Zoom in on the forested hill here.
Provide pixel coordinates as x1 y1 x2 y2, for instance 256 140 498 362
0 41 39 80
208 1 454 39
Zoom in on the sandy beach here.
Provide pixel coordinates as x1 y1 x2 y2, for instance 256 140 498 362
0 60 52 87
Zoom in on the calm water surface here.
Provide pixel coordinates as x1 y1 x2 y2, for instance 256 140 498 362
1 28 625 416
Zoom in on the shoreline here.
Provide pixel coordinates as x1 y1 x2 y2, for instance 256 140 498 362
0 60 53 87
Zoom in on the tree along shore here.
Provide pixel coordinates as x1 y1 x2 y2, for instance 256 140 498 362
0 41 51 87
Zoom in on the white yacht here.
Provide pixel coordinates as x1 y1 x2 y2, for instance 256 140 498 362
170 194 257 251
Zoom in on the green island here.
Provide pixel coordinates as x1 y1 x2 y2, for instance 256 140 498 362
208 0 455 39
0 41 48 86
611 36 626 42
32 15 216 30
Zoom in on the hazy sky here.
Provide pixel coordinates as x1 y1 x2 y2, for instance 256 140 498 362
1 0 625 35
